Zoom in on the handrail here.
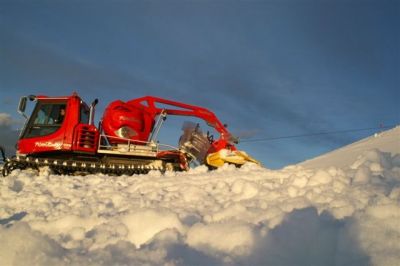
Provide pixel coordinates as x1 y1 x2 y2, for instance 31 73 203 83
97 133 180 152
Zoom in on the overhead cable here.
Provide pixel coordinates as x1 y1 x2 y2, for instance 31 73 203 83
240 125 396 143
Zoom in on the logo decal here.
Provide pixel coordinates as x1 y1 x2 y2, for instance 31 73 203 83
35 141 63 149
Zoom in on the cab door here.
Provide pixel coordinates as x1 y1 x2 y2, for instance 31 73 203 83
18 100 69 154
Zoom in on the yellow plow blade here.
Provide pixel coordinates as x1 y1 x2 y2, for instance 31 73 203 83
206 149 260 168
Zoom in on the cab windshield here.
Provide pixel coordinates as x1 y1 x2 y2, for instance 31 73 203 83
23 102 67 138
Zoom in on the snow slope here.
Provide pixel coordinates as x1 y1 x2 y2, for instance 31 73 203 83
0 127 399 266
300 126 400 169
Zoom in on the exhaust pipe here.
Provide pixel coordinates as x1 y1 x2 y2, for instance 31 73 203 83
89 99 99 126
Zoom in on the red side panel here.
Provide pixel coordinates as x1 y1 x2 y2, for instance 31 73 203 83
72 124 99 153
18 131 68 154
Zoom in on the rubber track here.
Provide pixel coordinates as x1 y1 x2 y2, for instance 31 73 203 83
2 155 173 176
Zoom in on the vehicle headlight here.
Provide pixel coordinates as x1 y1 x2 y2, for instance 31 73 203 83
115 126 137 139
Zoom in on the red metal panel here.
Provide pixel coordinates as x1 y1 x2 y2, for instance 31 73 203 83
72 124 99 153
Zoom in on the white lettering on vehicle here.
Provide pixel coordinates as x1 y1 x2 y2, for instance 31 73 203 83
35 141 63 149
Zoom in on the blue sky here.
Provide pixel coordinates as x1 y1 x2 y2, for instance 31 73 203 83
0 0 399 168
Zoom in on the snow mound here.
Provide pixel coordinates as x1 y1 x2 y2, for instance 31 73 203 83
186 221 256 257
121 209 184 248
1 127 399 265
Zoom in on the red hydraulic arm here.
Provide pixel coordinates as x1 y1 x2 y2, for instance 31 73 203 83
127 96 231 137
128 96 238 153
102 96 237 153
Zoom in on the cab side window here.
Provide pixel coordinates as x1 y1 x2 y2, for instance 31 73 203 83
80 103 90 124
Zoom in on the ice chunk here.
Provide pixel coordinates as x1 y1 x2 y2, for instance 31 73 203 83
181 186 209 202
308 170 333 186
210 203 247 222
366 204 400 219
231 179 259 200
186 221 255 256
291 176 308 188
121 209 184 248
353 166 371 184
287 186 298 198
0 222 65 266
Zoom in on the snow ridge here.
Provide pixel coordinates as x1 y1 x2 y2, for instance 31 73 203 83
0 128 400 266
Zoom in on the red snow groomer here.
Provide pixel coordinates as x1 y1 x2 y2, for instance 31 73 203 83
2 93 258 176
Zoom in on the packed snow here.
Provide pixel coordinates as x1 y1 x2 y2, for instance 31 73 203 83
0 127 399 266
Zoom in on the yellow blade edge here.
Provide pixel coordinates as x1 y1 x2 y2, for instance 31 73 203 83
206 149 260 168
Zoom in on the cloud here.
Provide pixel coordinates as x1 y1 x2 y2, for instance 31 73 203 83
0 113 19 157
0 113 12 127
